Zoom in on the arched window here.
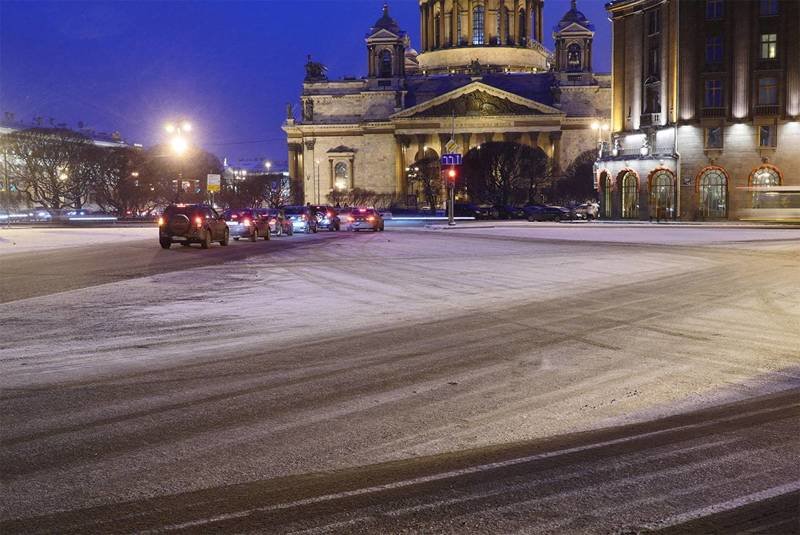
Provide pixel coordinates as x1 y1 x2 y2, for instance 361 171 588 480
334 162 350 191
649 169 676 220
518 9 526 44
621 171 639 219
750 166 781 208
602 172 612 218
698 168 728 218
472 5 485 45
379 49 393 78
567 43 582 71
434 13 441 48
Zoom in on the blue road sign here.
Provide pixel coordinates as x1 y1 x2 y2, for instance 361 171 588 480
441 153 462 166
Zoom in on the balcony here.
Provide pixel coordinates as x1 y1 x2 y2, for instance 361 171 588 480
639 113 662 127
702 107 726 118
753 105 780 116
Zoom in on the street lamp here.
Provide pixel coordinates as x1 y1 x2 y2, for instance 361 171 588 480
165 120 192 156
264 161 272 173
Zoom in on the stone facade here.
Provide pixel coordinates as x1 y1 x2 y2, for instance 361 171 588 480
598 0 800 220
283 2 610 206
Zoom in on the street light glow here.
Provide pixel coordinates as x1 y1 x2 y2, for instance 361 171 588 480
182 121 192 132
591 121 600 130
171 136 189 156
165 123 176 133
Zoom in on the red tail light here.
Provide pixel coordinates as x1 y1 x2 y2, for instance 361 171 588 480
270 218 277 224
195 216 203 227
243 218 251 227
367 216 375 222
157 217 164 226
301 215 307 221
327 211 333 218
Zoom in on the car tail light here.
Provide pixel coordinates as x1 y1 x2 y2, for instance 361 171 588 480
327 211 333 218
195 216 203 227
301 215 307 221
367 216 375 222
270 218 277 224
243 218 251 227
232 214 238 219
157 217 164 226
346 216 353 222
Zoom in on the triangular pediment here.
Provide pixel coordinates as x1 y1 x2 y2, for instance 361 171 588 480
558 22 594 34
393 82 562 119
366 28 402 41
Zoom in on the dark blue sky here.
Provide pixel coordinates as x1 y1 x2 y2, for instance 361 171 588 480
0 0 610 165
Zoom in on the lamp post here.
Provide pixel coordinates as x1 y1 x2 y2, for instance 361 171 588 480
591 121 610 157
165 120 192 198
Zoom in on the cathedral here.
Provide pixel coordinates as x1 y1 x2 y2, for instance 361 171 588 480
283 1 610 206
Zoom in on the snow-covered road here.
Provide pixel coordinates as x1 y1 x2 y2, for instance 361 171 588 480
1 224 799 531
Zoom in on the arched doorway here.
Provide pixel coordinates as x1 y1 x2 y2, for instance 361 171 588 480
697 167 728 219
620 171 639 219
649 169 676 220
601 171 612 218
749 165 781 208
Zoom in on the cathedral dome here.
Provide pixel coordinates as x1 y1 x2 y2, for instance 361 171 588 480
555 0 595 31
370 3 403 35
416 0 548 74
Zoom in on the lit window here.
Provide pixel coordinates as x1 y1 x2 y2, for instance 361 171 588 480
758 77 778 105
704 79 724 108
334 162 350 190
472 5 484 45
705 35 723 64
760 33 777 59
759 0 778 16
705 127 723 149
759 125 776 147
705 0 724 20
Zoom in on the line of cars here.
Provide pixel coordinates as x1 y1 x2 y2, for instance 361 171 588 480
452 202 599 222
157 203 384 249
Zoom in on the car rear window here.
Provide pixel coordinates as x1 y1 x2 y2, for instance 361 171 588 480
283 206 304 214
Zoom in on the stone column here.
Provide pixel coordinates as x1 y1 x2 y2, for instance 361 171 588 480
439 0 446 48
511 2 518 46
549 132 562 174
467 0 474 45
420 4 427 51
731 0 750 120
525 0 532 44
451 1 459 46
536 1 543 43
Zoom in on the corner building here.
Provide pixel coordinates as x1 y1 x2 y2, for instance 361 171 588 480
597 0 800 220
283 2 609 206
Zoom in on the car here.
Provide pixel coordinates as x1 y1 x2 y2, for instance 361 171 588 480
283 205 318 233
522 204 572 222
261 208 294 236
159 204 229 249
450 203 493 219
336 208 354 231
493 204 526 219
575 202 600 220
349 207 384 232
310 205 341 231
222 208 271 242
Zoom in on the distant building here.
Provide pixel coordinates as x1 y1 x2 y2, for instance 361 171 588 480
283 2 610 206
597 0 800 220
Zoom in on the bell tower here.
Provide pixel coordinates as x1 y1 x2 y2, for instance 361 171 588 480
366 3 407 85
553 0 595 78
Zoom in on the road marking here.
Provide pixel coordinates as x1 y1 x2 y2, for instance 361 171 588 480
641 480 800 530
158 402 797 532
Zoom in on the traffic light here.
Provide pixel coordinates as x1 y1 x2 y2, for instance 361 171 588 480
446 166 457 185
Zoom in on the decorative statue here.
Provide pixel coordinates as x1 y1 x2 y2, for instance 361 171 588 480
469 59 483 75
303 99 314 121
286 102 294 121
304 54 328 81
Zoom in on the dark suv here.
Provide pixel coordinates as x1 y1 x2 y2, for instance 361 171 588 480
283 205 318 233
159 204 229 249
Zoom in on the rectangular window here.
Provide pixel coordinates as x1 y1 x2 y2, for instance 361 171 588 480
761 33 777 59
472 7 485 45
759 0 778 16
704 79 724 108
758 77 778 105
647 9 661 35
705 127 723 149
648 46 660 76
705 0 724 20
705 35 723 64
759 125 776 147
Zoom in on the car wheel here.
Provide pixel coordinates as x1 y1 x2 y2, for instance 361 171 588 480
554 215 562 222
159 238 171 249
250 228 258 242
312 225 317 234
527 215 535 222
220 228 229 246
264 229 270 240
201 230 211 249
233 237 240 241
287 225 293 236
380 224 385 231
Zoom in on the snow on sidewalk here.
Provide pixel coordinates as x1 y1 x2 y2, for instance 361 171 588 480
0 226 155 255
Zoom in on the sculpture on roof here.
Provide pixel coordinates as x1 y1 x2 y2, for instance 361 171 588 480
304 55 328 82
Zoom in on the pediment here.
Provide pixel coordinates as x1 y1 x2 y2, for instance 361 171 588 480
393 82 562 119
558 22 593 34
366 28 402 41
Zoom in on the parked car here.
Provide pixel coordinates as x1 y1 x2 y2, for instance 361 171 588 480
310 205 341 231
522 204 573 222
159 204 229 249
261 208 294 236
575 202 600 220
283 205 318 233
350 207 385 232
493 204 526 219
337 208 354 231
222 208 271 242
450 203 492 219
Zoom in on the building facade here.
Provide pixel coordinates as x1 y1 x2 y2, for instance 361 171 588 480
283 1 610 206
597 0 800 220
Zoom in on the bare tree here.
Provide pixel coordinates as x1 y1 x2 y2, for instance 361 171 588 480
463 142 549 206
0 127 93 210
